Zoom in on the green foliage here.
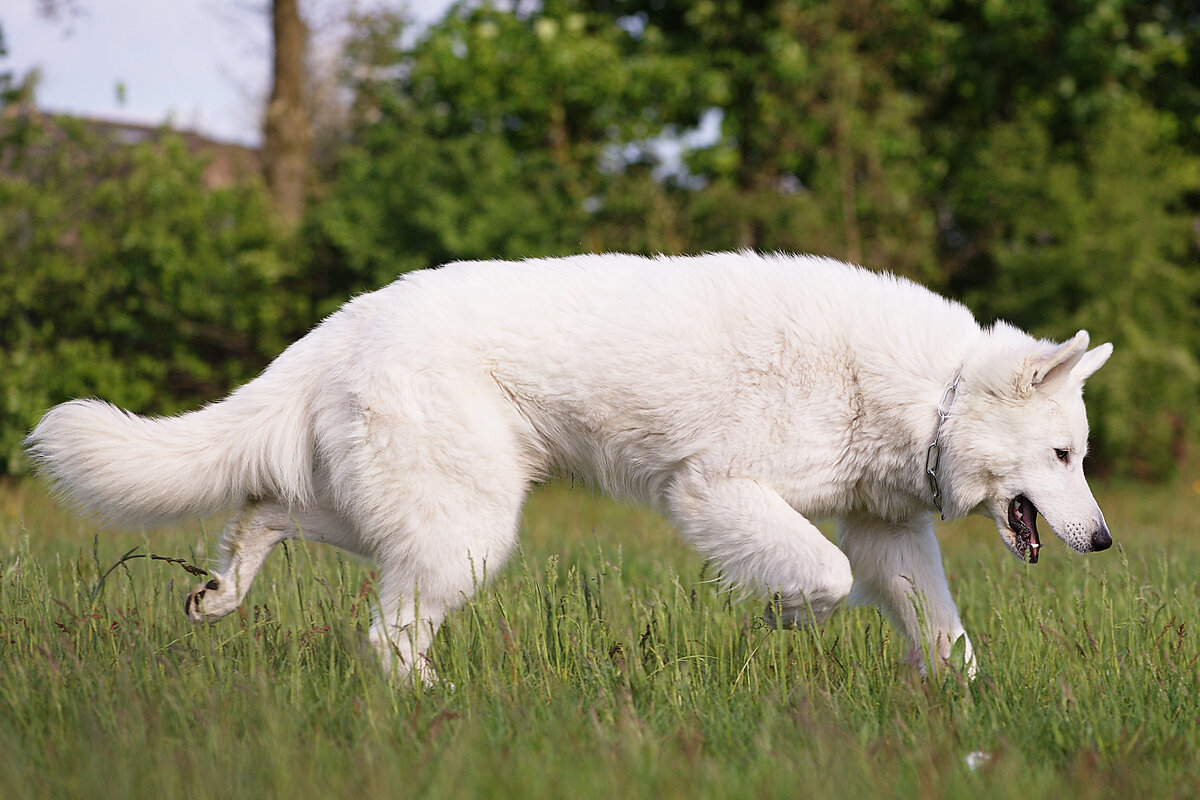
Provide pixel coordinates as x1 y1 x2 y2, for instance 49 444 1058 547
958 99 1200 476
0 120 298 474
2 0 1199 476
615 0 943 277
2 481 1199 798
306 3 693 296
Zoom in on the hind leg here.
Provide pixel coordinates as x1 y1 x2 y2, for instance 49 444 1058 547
185 501 348 622
364 480 525 685
837 513 976 678
328 370 533 683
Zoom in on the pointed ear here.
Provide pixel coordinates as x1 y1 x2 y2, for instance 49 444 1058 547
1071 341 1113 384
1030 330 1090 393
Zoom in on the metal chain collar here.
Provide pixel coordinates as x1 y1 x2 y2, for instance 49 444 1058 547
925 372 962 521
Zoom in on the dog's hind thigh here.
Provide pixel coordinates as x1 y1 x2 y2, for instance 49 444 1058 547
185 502 347 622
837 513 975 677
666 475 853 625
327 374 534 683
364 484 525 684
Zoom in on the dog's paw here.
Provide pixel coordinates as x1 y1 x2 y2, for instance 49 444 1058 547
763 601 798 630
763 595 822 630
905 632 978 682
184 576 240 622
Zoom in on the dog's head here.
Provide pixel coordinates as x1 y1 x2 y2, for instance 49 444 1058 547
946 327 1113 563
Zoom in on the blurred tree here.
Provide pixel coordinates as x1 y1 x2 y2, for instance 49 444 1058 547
896 0 1199 287
262 0 312 230
306 2 692 303
956 99 1200 477
0 120 295 473
594 0 941 279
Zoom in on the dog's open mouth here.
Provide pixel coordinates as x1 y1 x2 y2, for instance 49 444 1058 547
1008 495 1041 564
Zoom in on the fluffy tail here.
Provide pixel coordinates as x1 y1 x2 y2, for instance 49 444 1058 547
24 364 316 524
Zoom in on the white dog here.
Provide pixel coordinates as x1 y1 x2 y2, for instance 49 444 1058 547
25 253 1113 681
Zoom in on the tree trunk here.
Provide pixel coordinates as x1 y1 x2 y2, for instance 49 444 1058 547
832 43 862 266
262 0 311 230
733 77 761 251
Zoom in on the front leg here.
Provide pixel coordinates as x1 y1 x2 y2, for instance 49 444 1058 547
666 474 854 626
837 513 976 678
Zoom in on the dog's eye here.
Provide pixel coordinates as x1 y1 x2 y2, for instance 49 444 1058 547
1054 448 1070 464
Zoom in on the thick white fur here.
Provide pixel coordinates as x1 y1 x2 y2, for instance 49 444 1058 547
25 252 1114 682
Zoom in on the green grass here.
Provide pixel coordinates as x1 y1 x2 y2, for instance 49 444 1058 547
1 477 1198 799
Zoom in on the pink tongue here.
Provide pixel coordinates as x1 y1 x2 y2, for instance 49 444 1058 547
1014 497 1040 563
1026 502 1040 563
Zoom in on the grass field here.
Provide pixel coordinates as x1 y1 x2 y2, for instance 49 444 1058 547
1 476 1197 799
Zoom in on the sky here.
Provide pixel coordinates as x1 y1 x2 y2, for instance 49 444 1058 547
2 1 454 147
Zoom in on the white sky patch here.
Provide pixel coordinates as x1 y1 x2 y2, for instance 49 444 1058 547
1 0 456 146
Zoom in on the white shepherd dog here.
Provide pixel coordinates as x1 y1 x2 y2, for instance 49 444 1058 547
26 253 1114 682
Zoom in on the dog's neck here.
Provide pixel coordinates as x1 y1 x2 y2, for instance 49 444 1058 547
924 370 962 520
843 355 973 523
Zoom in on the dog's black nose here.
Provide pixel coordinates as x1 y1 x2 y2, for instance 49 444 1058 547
1091 526 1112 552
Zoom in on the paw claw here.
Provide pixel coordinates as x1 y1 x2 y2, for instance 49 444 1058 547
185 587 205 620
185 576 236 622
